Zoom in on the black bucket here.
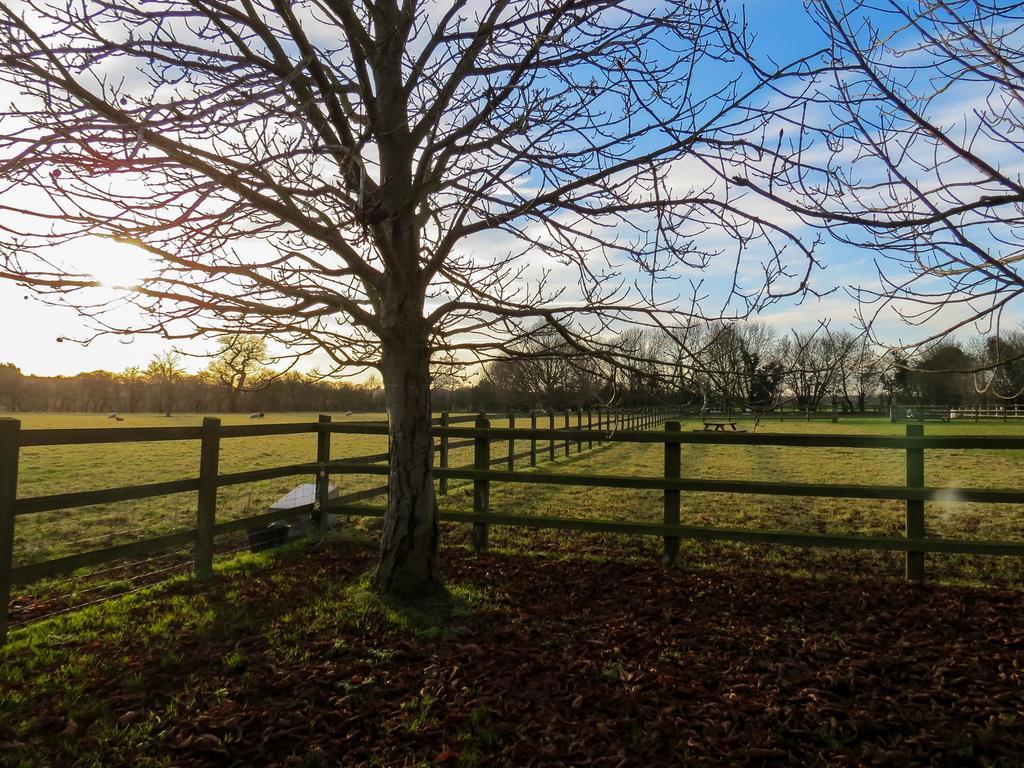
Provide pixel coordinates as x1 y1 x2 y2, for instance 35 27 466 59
247 522 291 552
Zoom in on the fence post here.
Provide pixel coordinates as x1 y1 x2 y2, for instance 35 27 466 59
195 416 220 581
0 419 20 645
576 409 583 453
439 412 449 495
473 414 490 554
548 410 555 461
587 409 593 449
595 407 602 445
664 420 681 567
905 423 925 581
508 412 515 471
530 411 537 467
563 410 571 456
316 414 332 533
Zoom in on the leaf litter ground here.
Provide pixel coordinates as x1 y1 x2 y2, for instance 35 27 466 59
2 529 1022 767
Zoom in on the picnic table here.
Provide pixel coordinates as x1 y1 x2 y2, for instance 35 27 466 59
698 419 747 433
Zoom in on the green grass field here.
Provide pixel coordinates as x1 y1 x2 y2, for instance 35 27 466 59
7 411 1024 588
437 415 1024 586
4 412 1024 766
11 411 392 569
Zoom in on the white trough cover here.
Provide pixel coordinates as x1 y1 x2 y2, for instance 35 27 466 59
268 482 342 540
270 482 340 510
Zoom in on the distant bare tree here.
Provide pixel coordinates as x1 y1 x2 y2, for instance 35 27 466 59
487 323 599 408
835 336 882 413
0 363 23 411
782 329 858 412
0 1 825 599
688 322 781 413
119 366 146 414
205 335 273 412
976 331 1024 402
145 351 185 415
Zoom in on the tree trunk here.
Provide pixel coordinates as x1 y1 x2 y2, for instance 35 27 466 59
371 335 443 600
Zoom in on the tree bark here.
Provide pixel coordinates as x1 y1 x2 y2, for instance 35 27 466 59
371 333 443 600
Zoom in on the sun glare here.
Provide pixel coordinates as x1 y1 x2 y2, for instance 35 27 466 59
77 237 154 289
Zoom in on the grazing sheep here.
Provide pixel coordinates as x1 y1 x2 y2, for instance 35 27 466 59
249 412 266 419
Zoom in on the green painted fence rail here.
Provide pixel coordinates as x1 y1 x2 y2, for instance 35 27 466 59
0 408 662 642
2 407 1023 644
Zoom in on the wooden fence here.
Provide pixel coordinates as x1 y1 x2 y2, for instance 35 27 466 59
3 411 1024 642
0 407 664 642
893 403 1024 422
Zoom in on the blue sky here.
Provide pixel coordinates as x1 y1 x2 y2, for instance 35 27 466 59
0 0 1012 376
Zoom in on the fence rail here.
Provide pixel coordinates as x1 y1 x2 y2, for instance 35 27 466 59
0 407 664 642
3 408 1024 643
893 403 1024 423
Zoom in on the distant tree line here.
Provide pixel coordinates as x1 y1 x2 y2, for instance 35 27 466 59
1 329 1016 415
475 324 1021 414
0 337 385 414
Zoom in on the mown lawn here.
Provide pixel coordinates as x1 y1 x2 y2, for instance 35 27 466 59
2 530 1022 767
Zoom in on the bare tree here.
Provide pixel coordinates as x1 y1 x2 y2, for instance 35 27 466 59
0 363 23 411
835 335 881 413
687 321 781 413
743 1 1024 366
119 366 146 414
782 329 858 412
0 1 824 599
487 323 598 409
976 330 1024 403
205 335 273 412
145 351 185 415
